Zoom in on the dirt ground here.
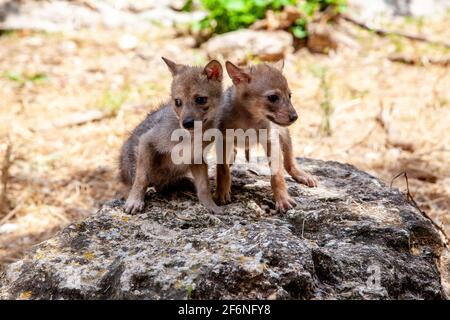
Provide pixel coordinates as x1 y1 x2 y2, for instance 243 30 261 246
0 16 449 267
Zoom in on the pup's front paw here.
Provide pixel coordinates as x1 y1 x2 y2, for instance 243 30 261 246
124 196 145 215
209 204 224 215
214 189 231 205
275 194 297 213
292 171 318 188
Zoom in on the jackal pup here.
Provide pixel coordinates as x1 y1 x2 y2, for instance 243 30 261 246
214 61 317 212
120 57 223 214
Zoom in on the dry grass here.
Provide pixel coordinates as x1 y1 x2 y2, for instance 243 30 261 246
0 17 449 266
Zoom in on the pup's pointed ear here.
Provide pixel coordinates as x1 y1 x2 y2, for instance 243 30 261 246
272 59 284 72
203 60 223 81
162 57 182 76
225 61 251 85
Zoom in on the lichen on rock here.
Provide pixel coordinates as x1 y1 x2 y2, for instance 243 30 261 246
0 158 448 300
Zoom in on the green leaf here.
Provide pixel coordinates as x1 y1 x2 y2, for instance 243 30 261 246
181 0 194 12
225 0 247 11
292 26 308 38
28 73 48 83
2 71 48 85
2 71 23 83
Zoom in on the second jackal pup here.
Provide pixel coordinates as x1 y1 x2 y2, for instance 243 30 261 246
119 58 223 214
215 61 317 212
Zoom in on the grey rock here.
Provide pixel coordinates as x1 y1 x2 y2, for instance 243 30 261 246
203 30 293 62
0 0 203 32
0 0 102 32
348 0 450 19
0 158 448 299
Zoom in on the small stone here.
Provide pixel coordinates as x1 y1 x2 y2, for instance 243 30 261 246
246 200 264 217
60 40 77 54
202 30 293 62
0 223 18 234
118 34 139 50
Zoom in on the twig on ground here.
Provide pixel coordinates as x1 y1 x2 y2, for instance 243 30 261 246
425 196 449 206
0 141 13 218
388 54 450 67
0 200 22 225
54 110 114 128
390 171 449 249
415 147 450 158
375 99 390 145
76 0 103 12
376 100 415 152
324 123 378 158
431 70 449 108
340 14 450 48
349 124 377 149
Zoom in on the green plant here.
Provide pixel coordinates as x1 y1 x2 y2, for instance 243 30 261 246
190 0 347 39
98 87 130 116
181 0 195 12
191 0 293 34
291 0 346 38
404 16 424 32
311 66 333 136
186 284 194 299
389 34 406 53
0 29 17 37
2 71 48 86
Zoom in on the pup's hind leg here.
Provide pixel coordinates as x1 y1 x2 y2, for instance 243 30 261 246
280 130 317 187
214 134 234 205
124 131 155 214
191 163 223 214
214 163 231 205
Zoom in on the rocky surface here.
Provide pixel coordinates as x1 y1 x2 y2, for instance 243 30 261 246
0 158 448 300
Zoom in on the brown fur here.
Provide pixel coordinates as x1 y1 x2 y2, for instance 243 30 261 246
214 61 317 213
119 58 223 214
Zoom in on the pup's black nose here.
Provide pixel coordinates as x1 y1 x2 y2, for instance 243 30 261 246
182 117 195 129
289 112 298 122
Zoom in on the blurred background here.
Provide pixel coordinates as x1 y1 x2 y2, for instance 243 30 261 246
0 0 449 268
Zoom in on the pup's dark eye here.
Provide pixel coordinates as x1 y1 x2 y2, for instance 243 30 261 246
195 96 208 105
174 99 182 107
288 93 292 99
267 94 279 103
